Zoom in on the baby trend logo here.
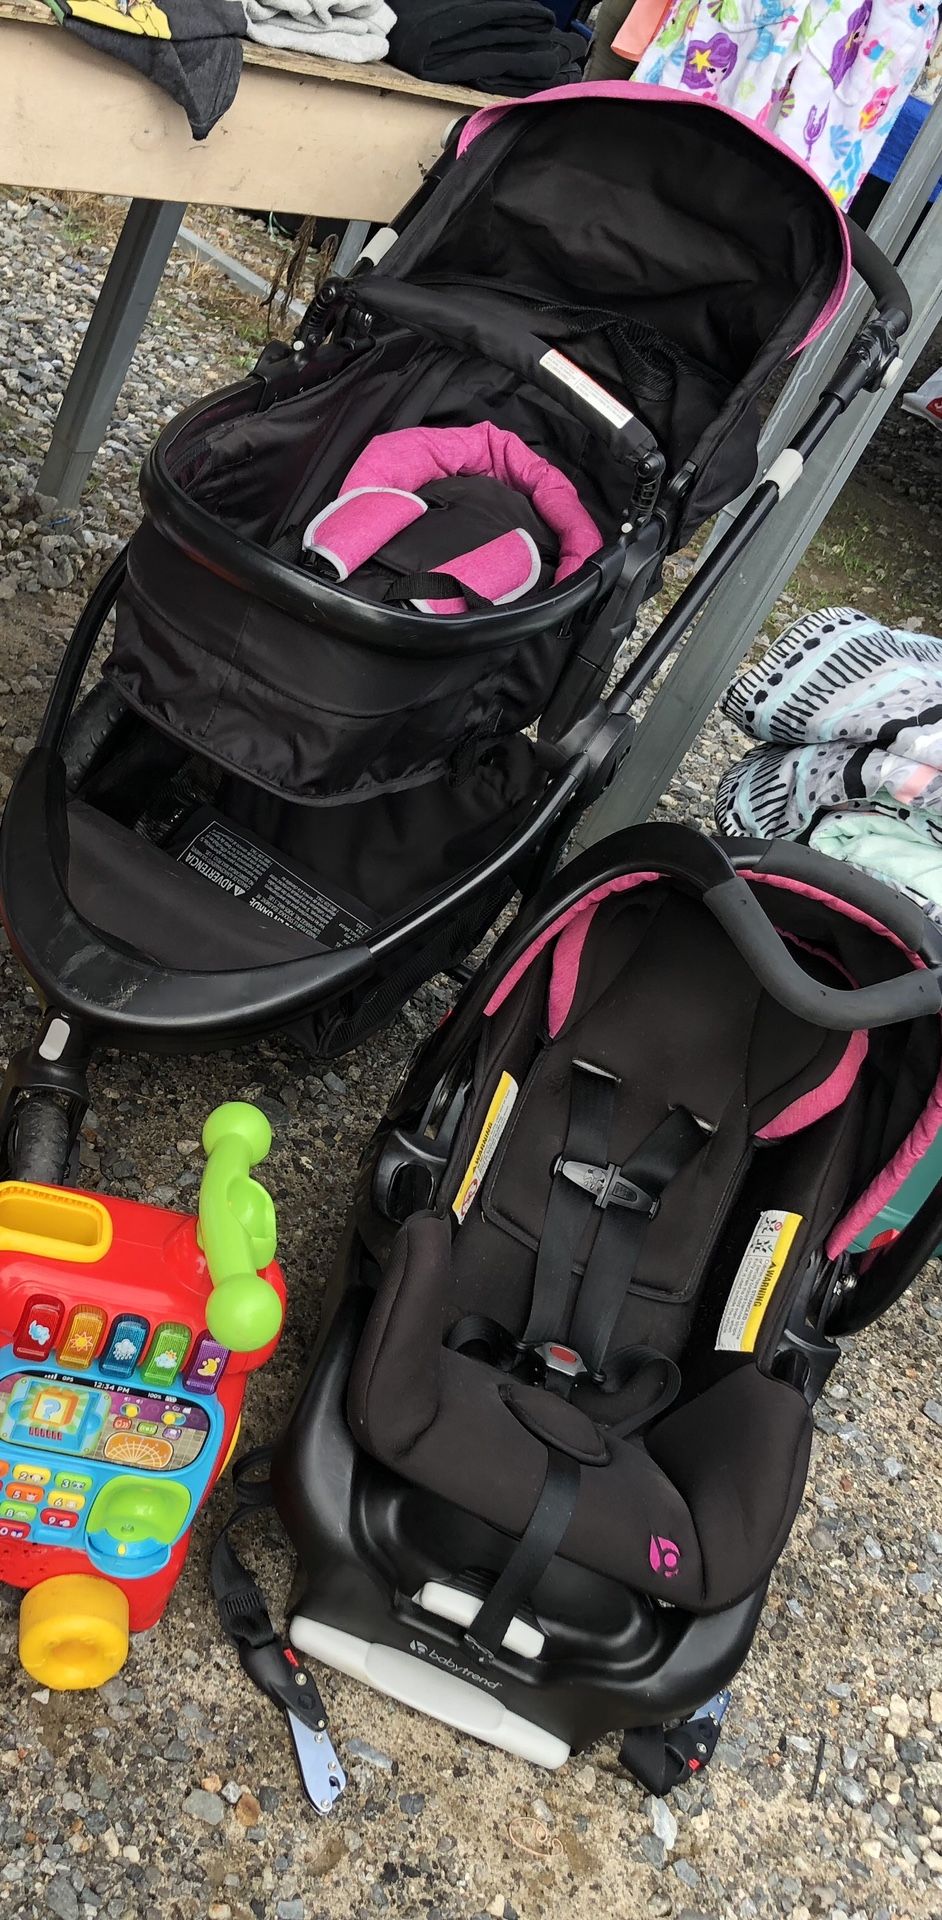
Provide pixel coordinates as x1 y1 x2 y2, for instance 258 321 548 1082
649 1534 682 1578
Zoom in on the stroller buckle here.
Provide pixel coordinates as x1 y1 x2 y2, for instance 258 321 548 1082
554 1156 659 1217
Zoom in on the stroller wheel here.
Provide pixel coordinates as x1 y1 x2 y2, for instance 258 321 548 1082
7 1095 77 1186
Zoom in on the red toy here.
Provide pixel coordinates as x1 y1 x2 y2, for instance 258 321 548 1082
0 1102 284 1689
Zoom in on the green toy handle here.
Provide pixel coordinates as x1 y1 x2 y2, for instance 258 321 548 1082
199 1102 282 1353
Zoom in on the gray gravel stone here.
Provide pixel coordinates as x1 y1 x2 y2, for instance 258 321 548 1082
45 1878 80 1920
182 1788 225 1825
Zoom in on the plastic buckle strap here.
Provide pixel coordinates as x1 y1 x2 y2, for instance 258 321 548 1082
531 1339 589 1383
553 1155 659 1217
239 1639 346 1815
211 1497 346 1815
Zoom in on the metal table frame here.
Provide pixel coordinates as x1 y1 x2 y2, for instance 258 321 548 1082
578 98 942 847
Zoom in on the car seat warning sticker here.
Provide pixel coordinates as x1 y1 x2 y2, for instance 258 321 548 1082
453 1072 518 1224
539 350 634 430
173 810 373 949
715 1209 803 1353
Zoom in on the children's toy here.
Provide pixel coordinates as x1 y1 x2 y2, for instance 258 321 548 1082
0 1102 284 1691
0 86 912 1179
219 824 942 1799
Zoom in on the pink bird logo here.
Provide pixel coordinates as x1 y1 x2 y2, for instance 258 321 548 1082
649 1534 682 1578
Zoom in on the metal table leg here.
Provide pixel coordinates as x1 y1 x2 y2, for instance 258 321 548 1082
38 197 186 507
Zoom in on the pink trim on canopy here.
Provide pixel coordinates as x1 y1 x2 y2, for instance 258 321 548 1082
341 425 602 584
456 83 851 352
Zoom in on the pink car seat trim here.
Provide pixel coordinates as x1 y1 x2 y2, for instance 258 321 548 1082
483 873 662 1022
756 1029 869 1141
456 84 851 351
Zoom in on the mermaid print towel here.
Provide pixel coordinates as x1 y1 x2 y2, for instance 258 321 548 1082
634 0 937 200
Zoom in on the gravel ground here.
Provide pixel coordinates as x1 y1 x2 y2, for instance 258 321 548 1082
0 189 940 1920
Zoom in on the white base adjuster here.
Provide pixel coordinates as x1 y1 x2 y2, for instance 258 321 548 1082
289 1614 571 1769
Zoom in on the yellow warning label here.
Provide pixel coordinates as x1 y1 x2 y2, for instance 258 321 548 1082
452 1071 518 1224
715 1209 803 1353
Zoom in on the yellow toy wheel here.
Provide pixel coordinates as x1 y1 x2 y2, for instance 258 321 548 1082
19 1575 129 1690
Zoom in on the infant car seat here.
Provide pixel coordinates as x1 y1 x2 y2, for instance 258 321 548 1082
229 824 942 1797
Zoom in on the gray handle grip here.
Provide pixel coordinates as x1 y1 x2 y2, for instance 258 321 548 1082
705 878 941 1030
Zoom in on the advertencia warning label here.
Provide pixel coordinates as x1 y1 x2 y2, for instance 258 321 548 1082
173 810 373 950
715 1209 803 1353
453 1071 518 1224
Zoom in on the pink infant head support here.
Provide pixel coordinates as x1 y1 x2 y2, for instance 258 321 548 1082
302 423 602 614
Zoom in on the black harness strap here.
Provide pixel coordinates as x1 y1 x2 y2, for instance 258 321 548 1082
598 1347 683 1435
464 1447 581 1663
568 1105 709 1378
523 1061 618 1350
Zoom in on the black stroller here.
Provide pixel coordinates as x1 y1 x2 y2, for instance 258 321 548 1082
0 82 912 1184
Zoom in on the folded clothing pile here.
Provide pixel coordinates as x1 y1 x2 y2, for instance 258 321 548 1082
44 0 395 141
715 605 942 926
388 0 586 94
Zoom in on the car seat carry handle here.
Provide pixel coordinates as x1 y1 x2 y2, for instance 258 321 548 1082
518 825 941 1034
703 877 942 1030
845 218 912 337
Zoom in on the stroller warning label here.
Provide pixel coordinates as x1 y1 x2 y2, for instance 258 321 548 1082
173 811 373 949
716 1209 803 1353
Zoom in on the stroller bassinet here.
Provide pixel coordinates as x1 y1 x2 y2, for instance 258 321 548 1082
0 84 912 1181
221 823 942 1801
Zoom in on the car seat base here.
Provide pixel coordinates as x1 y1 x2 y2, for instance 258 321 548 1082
289 1614 571 1768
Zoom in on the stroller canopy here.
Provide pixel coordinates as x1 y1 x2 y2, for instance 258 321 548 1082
383 81 851 523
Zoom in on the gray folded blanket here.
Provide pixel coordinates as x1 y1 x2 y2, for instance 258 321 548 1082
245 0 395 60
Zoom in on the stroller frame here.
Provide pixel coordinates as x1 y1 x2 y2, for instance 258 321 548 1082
0 111 912 1197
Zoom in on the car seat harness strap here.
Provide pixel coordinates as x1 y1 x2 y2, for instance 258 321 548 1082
526 1062 711 1379
464 1446 581 1664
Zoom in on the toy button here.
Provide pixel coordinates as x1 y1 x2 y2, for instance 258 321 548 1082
12 1463 51 1486
139 1323 191 1389
40 1508 79 1531
47 1491 85 1512
0 1518 30 1540
183 1334 229 1394
0 1499 34 1523
135 1421 158 1437
54 1471 93 1493
99 1315 150 1381
58 1305 107 1371
5 1482 43 1505
87 1475 189 1546
13 1297 63 1361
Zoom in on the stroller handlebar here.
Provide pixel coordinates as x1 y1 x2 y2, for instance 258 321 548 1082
845 218 913 334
